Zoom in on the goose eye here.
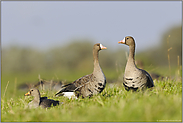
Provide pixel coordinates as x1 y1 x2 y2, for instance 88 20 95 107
31 89 33 92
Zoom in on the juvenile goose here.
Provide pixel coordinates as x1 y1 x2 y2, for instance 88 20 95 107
118 36 154 91
55 43 107 98
24 88 59 108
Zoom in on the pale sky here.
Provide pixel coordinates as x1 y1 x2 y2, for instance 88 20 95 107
1 1 182 52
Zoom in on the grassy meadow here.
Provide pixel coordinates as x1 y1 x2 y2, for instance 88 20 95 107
1 68 182 122
1 27 182 121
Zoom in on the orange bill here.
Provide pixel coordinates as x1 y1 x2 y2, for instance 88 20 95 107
118 37 125 44
24 91 30 96
100 44 107 49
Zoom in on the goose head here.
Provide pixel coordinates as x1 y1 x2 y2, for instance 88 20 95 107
24 88 40 98
93 43 107 51
118 36 135 47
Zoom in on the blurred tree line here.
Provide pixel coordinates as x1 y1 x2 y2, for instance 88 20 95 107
2 40 126 74
2 25 181 78
137 25 182 68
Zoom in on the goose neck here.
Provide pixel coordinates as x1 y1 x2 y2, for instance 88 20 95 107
126 45 136 68
33 93 41 105
93 50 102 73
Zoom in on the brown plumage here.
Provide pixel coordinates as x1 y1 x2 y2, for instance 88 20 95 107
24 88 59 108
55 43 107 98
118 36 154 91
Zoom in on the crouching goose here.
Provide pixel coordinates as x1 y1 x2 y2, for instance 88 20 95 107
118 36 154 91
55 43 107 99
24 88 59 108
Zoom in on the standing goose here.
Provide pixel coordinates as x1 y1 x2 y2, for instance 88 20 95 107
55 43 107 98
24 88 59 108
118 36 154 91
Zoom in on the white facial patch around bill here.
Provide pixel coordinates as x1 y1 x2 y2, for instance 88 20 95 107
100 43 103 48
100 43 107 49
122 37 126 43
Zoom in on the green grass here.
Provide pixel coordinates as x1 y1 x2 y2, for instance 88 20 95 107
1 76 182 122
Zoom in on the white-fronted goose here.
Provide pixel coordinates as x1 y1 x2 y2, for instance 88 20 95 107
118 36 154 91
55 43 107 98
24 88 59 108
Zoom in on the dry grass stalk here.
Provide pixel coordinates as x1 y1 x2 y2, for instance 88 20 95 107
167 35 172 78
177 55 180 76
3 81 10 98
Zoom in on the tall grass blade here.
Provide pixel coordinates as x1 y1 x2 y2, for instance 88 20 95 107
3 81 9 98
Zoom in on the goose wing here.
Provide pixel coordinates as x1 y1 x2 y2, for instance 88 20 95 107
55 74 93 96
